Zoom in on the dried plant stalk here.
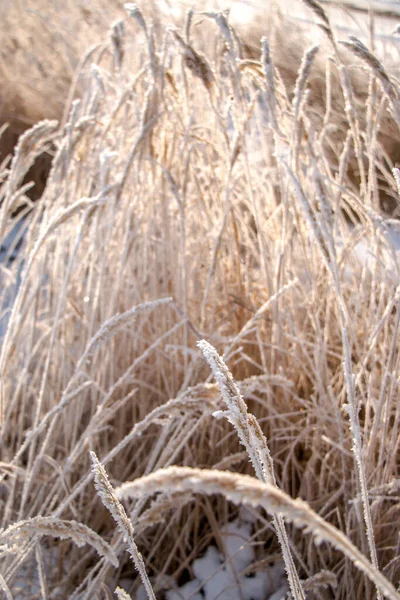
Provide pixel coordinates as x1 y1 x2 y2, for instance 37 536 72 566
0 516 118 567
0 575 13 600
115 587 133 600
171 29 215 91
197 339 304 600
90 452 155 600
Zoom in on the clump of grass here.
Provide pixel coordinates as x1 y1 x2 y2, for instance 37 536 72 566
0 1 400 598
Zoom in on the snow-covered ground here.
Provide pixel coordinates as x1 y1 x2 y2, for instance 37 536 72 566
0 216 26 341
133 513 289 600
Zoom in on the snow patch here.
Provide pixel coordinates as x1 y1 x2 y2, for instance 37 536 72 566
160 517 288 600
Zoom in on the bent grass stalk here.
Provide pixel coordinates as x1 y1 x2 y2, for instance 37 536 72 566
197 339 305 600
90 452 155 600
0 516 118 567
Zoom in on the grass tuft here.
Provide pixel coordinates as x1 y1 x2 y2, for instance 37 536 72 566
0 1 400 597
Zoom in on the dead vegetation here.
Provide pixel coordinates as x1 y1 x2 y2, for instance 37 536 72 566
0 1 400 598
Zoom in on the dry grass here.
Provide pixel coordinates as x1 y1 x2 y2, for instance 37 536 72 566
0 1 400 598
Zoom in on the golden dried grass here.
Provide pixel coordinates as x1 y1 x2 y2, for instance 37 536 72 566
0 1 399 598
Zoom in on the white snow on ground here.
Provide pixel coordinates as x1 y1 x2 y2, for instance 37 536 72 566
134 514 289 600
0 216 26 342
8 544 66 599
345 220 400 285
